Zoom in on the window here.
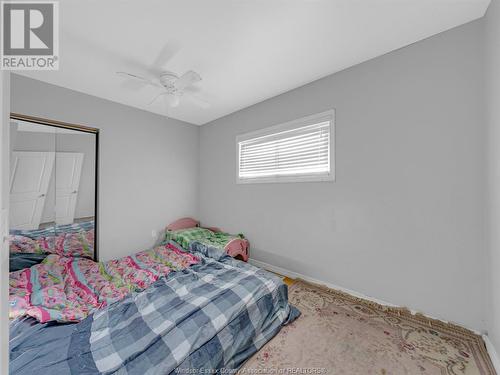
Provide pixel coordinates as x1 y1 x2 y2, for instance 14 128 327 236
237 110 335 183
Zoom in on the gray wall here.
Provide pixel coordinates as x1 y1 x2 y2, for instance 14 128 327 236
12 129 96 222
199 20 487 331
11 74 199 261
486 0 500 356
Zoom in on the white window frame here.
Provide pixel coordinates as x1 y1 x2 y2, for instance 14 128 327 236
236 109 335 184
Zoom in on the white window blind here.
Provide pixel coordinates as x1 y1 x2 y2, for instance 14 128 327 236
237 111 334 183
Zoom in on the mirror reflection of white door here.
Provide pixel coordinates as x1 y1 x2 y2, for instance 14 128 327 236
10 152 55 230
55 152 84 225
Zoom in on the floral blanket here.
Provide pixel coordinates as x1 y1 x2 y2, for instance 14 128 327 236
10 229 95 259
9 242 199 323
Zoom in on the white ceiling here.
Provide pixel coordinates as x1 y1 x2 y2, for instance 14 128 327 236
17 0 490 125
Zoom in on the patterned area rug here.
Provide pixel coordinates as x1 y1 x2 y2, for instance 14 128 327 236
242 280 496 375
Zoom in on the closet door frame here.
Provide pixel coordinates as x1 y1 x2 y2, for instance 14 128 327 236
10 113 100 261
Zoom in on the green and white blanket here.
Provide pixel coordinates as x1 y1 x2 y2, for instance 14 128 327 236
165 227 245 251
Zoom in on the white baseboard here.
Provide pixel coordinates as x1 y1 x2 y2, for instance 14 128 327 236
249 258 400 307
249 258 482 335
483 335 500 373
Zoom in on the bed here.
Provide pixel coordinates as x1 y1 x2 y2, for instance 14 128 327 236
166 217 250 261
9 221 299 374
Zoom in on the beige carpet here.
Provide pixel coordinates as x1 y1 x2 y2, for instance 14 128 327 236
242 280 496 375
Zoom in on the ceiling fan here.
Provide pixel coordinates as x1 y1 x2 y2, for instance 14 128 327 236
117 70 209 109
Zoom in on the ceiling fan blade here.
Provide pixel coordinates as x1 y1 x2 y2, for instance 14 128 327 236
117 71 162 88
148 92 168 105
150 41 181 75
184 92 210 109
175 70 202 90
149 92 179 109
117 71 148 82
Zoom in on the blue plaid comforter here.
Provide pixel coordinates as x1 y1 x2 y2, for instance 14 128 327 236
10 241 299 374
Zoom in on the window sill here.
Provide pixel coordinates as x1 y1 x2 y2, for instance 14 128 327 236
236 173 335 184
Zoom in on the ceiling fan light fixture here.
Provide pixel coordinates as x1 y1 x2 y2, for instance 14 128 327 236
117 68 209 109
159 71 179 87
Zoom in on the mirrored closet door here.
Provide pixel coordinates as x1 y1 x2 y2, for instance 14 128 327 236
9 114 98 271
